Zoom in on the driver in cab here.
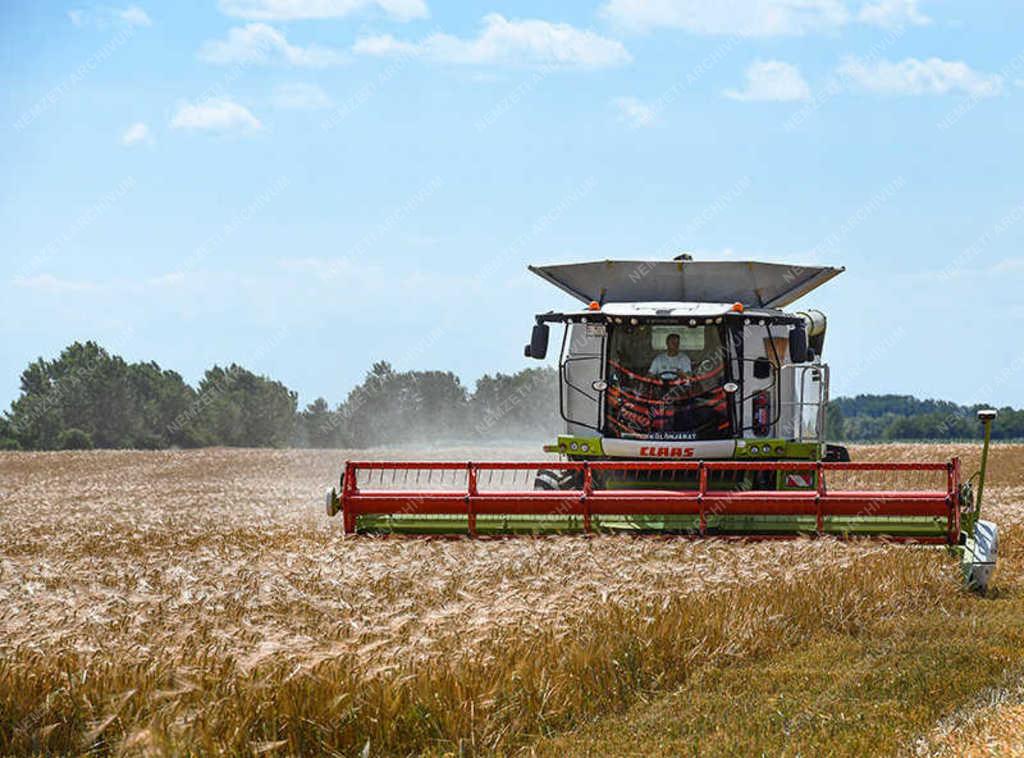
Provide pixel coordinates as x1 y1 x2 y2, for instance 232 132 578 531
648 333 691 378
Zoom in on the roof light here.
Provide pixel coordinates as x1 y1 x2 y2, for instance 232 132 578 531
588 301 601 311
731 302 744 313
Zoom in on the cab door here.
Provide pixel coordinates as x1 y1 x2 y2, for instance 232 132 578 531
561 323 604 435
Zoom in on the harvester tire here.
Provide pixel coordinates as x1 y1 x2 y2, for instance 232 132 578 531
534 470 563 490
534 469 581 490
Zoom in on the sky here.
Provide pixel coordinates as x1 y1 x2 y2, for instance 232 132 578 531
2 0 1023 411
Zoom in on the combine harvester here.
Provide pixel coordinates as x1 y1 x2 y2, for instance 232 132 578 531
327 257 999 590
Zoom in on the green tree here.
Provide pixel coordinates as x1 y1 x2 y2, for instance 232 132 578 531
8 342 199 450
189 364 298 447
336 362 471 447
0 416 19 450
824 400 845 441
299 397 339 448
8 342 134 448
470 367 559 439
58 428 93 450
991 407 1024 439
127 362 197 447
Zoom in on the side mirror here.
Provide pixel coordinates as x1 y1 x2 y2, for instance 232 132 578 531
789 325 808 364
524 323 549 359
753 357 771 380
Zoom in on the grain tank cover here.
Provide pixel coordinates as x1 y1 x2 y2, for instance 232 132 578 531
529 260 844 308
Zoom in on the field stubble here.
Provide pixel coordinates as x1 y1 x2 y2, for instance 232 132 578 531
1 444 1022 755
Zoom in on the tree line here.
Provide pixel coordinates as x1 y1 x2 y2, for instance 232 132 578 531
1 343 1020 451
0 342 559 450
827 394 1024 441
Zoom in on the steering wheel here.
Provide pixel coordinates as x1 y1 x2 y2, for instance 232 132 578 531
658 370 688 383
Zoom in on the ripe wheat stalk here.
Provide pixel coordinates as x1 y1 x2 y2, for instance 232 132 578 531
1 445 1020 755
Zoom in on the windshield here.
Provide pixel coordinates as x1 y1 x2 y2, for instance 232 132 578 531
605 324 732 440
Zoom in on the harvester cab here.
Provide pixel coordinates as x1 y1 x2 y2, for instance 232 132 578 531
523 258 847 474
326 256 1000 592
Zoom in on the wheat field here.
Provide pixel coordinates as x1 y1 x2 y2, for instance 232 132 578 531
1 445 1022 756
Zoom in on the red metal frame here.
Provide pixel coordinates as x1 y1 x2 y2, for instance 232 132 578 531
339 458 961 543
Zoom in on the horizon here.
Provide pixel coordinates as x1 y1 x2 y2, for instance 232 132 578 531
4 1 1023 410
7 336 1024 416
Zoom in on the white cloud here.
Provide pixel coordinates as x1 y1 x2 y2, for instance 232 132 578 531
353 36 416 56
68 5 152 28
279 257 358 276
724 60 810 101
119 5 152 27
599 0 849 36
270 82 332 109
354 13 631 68
13 272 194 296
14 274 96 294
838 57 1003 96
274 257 484 305
858 0 930 28
219 0 428 22
599 0 935 35
199 23 347 67
171 98 262 132
612 96 657 127
146 272 188 288
120 122 151 146
993 258 1024 273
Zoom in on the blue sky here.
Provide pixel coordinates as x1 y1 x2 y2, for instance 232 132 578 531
2 0 1023 410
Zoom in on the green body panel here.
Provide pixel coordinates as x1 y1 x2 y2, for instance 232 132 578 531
554 435 605 457
355 514 948 538
544 435 825 494
734 439 821 460
552 434 822 461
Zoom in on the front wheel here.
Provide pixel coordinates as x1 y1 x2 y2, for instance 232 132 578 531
823 444 851 462
533 469 582 490
534 469 563 490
